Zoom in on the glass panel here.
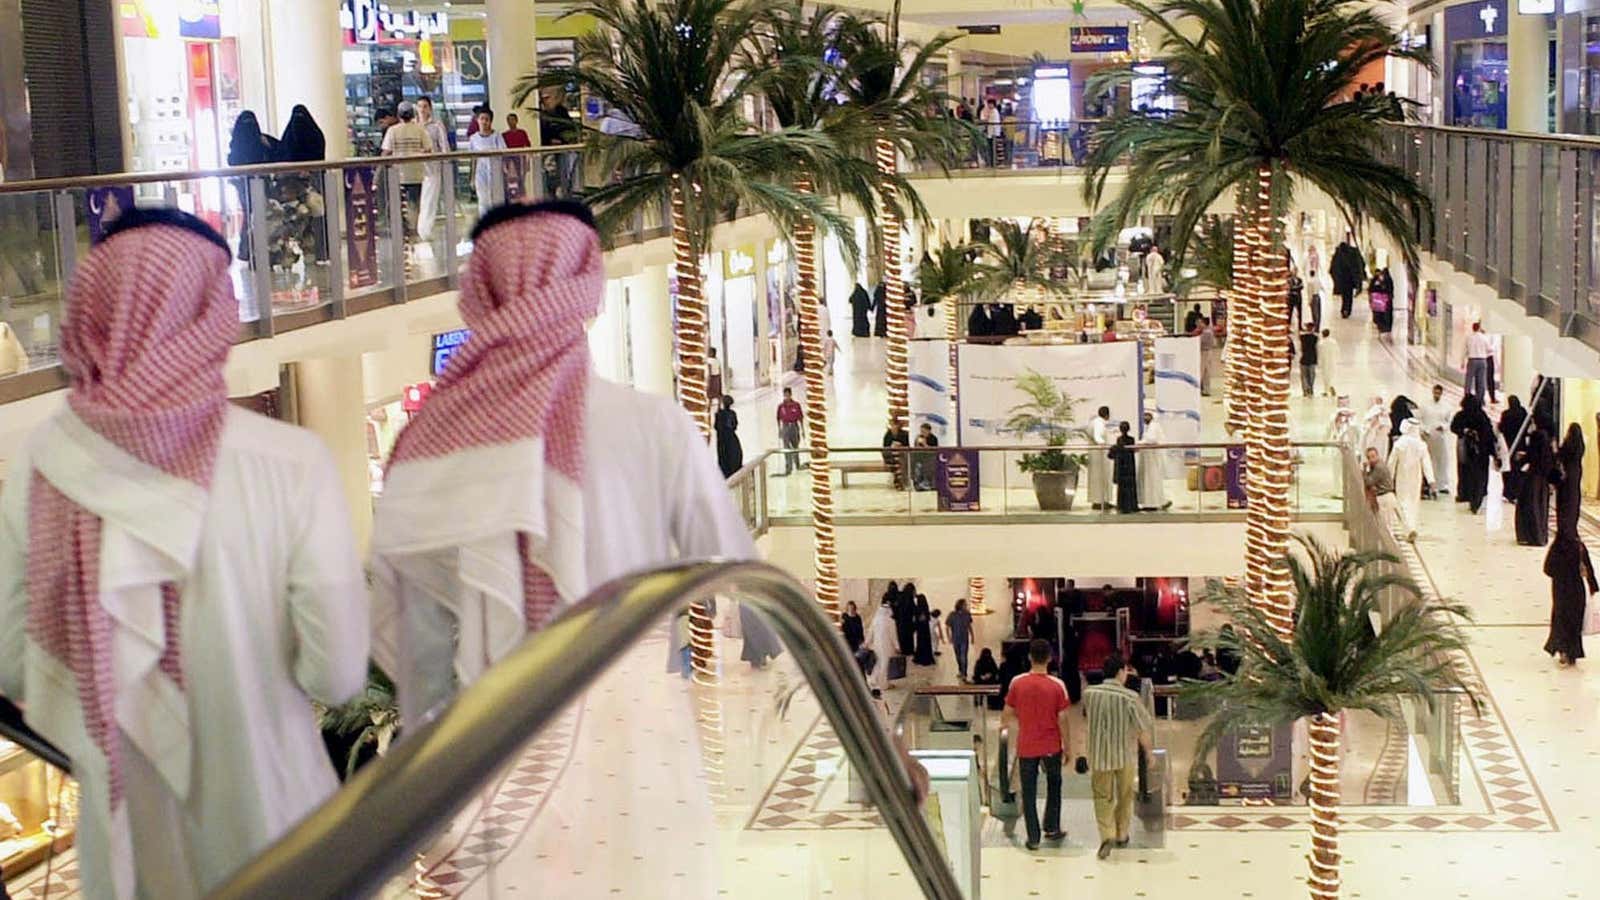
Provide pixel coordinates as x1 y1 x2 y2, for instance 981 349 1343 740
1512 142 1536 293
1541 145 1560 308
0 191 64 376
264 171 335 318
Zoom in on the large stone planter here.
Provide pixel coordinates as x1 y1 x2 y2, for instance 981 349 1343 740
1031 469 1079 511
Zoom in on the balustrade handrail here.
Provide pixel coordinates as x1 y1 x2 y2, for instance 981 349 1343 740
0 142 586 195
1393 121 1600 150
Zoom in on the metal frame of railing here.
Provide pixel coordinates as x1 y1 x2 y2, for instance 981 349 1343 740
1380 123 1600 351
209 561 963 900
0 143 674 407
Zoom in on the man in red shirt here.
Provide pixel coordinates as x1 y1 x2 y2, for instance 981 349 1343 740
502 113 533 149
776 387 805 475
1003 638 1073 850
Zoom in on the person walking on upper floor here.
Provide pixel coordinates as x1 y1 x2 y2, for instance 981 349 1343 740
467 107 508 217
1452 393 1499 514
1317 328 1340 398
1084 654 1154 860
1004 639 1073 851
1298 324 1320 397
1137 411 1170 511
0 209 368 900
714 395 743 478
414 96 451 240
1110 421 1139 513
1196 317 1218 396
381 102 436 246
1330 234 1366 319
1555 423 1586 537
824 330 840 376
1420 384 1454 495
912 594 936 666
1544 531 1597 667
1465 322 1493 402
946 599 974 680
1387 419 1434 542
502 112 532 149
1513 415 1556 547
776 387 805 475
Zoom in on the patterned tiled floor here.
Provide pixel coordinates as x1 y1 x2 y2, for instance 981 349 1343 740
747 716 883 832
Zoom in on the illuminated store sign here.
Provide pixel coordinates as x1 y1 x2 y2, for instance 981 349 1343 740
1069 25 1130 54
431 329 471 376
341 0 449 45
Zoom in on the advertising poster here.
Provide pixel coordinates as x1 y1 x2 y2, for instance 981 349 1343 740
1225 444 1248 508
955 341 1142 446
1152 335 1202 446
87 187 136 244
179 0 223 40
935 449 981 512
1216 723 1293 801
344 167 380 288
1069 25 1131 53
909 339 953 441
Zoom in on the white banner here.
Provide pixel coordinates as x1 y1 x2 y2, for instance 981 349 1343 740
1152 336 1202 445
909 339 953 441
955 342 1143 445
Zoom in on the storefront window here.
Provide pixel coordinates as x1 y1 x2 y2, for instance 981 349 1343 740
342 2 489 157
1452 40 1509 129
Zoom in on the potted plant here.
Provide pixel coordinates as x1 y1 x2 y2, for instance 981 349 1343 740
1005 370 1089 510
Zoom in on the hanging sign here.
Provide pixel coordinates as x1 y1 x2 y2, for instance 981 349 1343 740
431 329 471 376
1069 26 1130 54
1224 444 1248 508
936 449 982 512
178 0 222 40
343 167 380 289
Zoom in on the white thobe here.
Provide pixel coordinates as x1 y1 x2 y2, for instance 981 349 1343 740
371 376 756 900
1144 250 1165 290
1360 406 1390 460
1419 398 1455 491
1318 336 1340 394
1387 427 1435 536
867 605 898 692
0 408 368 900
1088 415 1113 507
1137 422 1169 509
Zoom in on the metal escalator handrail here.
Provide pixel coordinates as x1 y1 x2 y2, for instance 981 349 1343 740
209 561 962 900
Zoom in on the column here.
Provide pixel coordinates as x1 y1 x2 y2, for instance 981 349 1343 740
292 356 373 552
628 264 675 397
486 0 539 135
1508 7 1550 132
265 0 349 157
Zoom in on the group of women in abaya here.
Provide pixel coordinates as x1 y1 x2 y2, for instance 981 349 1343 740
1451 394 1499 514
878 581 937 668
1545 424 1593 666
227 106 328 262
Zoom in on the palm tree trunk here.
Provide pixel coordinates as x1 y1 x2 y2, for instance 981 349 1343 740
1244 165 1295 638
878 132 911 426
1306 712 1343 899
1224 202 1253 438
670 174 717 679
967 577 987 614
1238 203 1268 606
793 183 840 624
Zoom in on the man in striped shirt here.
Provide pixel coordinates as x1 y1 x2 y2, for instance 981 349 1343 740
1083 653 1154 859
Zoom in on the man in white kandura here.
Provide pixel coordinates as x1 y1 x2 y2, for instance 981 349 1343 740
867 596 899 693
1419 383 1454 495
1137 411 1171 511
0 209 368 899
369 200 776 899
1089 406 1114 511
1388 418 1435 542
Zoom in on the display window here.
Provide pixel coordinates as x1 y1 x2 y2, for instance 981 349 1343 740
1451 40 1509 129
342 4 487 157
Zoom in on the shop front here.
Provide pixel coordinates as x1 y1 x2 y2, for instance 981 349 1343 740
1445 0 1510 129
341 1 485 156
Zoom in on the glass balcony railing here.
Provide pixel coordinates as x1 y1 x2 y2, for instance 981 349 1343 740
729 441 1347 528
0 143 683 404
909 119 1108 173
1379 124 1600 349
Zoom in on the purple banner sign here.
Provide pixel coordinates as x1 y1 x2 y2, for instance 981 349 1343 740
1216 722 1293 801
1225 444 1248 509
1069 25 1130 54
936 449 982 511
344 166 380 289
86 186 135 245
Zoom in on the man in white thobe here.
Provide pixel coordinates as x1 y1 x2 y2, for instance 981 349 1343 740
1387 419 1434 541
370 202 771 900
1137 411 1171 510
1360 396 1390 460
1317 328 1340 397
1143 245 1166 292
1089 406 1114 510
0 209 368 900
1419 383 1454 495
867 599 899 692
415 96 451 241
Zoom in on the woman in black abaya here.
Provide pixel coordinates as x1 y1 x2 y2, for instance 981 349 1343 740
1498 396 1528 501
1109 421 1139 513
1514 416 1555 546
1555 423 1587 537
1544 532 1597 666
895 581 918 656
912 594 936 666
714 396 743 478
1451 394 1498 513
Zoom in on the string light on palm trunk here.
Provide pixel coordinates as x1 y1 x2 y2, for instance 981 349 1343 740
968 577 987 615
793 201 840 624
1225 209 1253 437
670 174 717 679
1306 712 1343 900
878 134 910 425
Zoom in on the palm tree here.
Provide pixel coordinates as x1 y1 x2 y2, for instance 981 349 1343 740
974 217 1078 312
918 242 991 345
741 0 886 625
517 0 845 439
831 14 974 426
1083 0 1431 635
1185 536 1477 900
1170 214 1252 435
518 0 847 678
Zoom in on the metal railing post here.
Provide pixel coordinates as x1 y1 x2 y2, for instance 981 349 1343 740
321 172 347 319
248 176 274 337
387 165 406 302
51 190 78 285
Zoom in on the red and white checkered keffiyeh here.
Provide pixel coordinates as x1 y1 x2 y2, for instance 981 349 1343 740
25 218 236 808
385 208 603 631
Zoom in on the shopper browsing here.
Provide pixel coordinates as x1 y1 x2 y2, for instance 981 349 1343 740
1003 639 1073 851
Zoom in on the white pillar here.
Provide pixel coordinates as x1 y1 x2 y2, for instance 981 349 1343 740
264 0 349 158
1508 8 1549 133
292 356 373 552
486 0 539 132
628 264 676 397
